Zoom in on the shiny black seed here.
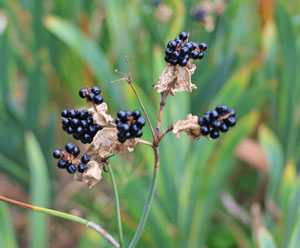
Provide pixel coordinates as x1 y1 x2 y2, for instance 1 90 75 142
61 109 68 118
72 146 80 157
79 88 87 98
86 117 93 125
53 149 61 159
82 134 92 143
135 130 143 137
179 32 188 41
62 118 70 127
198 52 204 59
165 55 171 63
66 126 74 134
185 42 193 51
132 110 141 120
125 132 132 139
130 124 139 134
94 95 103 105
191 42 198 49
91 86 101 95
57 159 68 169
179 59 188 66
78 163 87 173
212 120 221 130
115 118 121 124
220 123 228 132
167 40 177 49
190 50 199 59
95 125 102 131
73 132 82 140
137 117 146 127
116 122 123 129
180 47 189 55
210 110 219 120
88 125 98 136
198 117 205 126
87 93 95 101
121 124 130 132
215 105 228 115
203 114 212 125
71 118 80 128
81 154 90 164
210 129 219 139
199 42 207 51
69 109 78 118
67 164 76 174
172 50 180 59
200 125 210 135
224 117 236 127
65 143 74 153
170 59 178 65
165 48 173 56
126 111 133 117
76 126 84 135
118 137 126 143
117 111 127 121
79 110 88 119
80 120 88 128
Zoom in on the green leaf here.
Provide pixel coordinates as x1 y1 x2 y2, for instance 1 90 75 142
25 132 50 248
288 210 300 248
0 202 18 248
258 227 277 248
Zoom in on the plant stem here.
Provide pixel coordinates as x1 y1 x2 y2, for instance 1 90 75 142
0 195 120 248
107 165 124 248
155 90 169 137
128 147 159 248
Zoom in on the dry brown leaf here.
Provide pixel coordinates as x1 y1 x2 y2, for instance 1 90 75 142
87 127 137 159
88 103 113 126
74 161 103 188
172 114 202 140
154 63 197 96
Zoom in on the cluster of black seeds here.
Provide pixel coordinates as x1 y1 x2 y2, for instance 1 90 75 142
79 86 103 105
198 105 236 139
164 31 207 66
115 110 146 143
52 143 87 174
191 8 206 22
61 109 102 144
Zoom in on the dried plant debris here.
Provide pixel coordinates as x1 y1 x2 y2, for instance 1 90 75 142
173 114 202 140
74 160 103 188
88 102 114 127
154 63 197 96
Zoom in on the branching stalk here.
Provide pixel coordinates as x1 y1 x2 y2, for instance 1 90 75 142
0 195 120 248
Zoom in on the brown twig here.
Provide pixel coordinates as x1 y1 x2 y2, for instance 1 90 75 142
112 56 156 140
158 125 174 142
155 90 170 138
136 139 155 148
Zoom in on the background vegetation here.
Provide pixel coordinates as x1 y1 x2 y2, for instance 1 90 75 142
0 0 300 247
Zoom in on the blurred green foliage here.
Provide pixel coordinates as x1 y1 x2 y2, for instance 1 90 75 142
0 0 300 247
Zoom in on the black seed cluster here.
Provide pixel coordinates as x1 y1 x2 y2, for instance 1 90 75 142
79 86 104 105
164 31 207 66
115 110 146 143
53 143 80 174
61 109 102 144
198 105 236 139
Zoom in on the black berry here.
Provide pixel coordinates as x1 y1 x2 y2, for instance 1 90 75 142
200 125 210 135
91 86 101 95
78 163 87 173
210 130 219 139
53 149 61 159
67 164 76 174
81 154 90 164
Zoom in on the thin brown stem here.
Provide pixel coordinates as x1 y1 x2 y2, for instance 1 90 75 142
158 125 174 142
136 138 154 148
0 195 120 248
155 90 169 138
112 57 156 140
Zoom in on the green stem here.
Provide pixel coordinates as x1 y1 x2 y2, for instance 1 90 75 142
0 195 120 248
128 147 159 248
108 165 124 248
